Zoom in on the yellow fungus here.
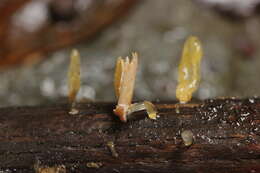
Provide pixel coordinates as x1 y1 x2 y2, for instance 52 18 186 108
113 53 157 122
113 53 138 122
127 101 157 120
181 130 194 146
68 49 81 114
176 36 203 103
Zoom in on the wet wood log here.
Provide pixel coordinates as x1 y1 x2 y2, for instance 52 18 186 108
0 98 259 173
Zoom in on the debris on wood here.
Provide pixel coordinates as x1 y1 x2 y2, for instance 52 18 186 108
86 162 103 169
107 141 119 158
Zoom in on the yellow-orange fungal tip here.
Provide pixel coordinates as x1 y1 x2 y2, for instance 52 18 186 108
176 36 203 103
113 53 138 122
68 49 81 105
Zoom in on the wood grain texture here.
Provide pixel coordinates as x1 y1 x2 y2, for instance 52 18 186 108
0 98 259 172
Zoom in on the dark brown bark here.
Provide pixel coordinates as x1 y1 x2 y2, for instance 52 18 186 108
0 98 259 173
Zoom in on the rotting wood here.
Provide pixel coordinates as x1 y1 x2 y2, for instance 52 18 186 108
0 98 259 173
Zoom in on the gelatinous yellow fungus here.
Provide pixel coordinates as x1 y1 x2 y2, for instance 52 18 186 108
176 36 203 103
181 130 194 146
68 49 81 113
128 101 157 120
113 53 157 122
114 53 138 122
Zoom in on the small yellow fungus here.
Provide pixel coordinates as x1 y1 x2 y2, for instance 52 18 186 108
181 130 194 146
176 36 203 103
113 53 138 122
113 53 157 122
127 101 158 120
68 49 81 114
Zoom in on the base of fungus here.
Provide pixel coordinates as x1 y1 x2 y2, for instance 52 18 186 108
113 104 128 122
114 101 158 122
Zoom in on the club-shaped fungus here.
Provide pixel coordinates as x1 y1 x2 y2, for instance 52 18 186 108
113 53 157 122
176 36 203 103
68 49 81 115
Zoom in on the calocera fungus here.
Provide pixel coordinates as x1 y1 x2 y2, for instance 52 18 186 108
176 36 203 103
113 53 157 122
68 49 81 115
181 130 194 146
127 101 157 120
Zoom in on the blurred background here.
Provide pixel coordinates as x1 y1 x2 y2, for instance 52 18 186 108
1 0 260 107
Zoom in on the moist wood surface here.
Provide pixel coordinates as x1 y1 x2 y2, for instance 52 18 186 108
0 98 259 172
